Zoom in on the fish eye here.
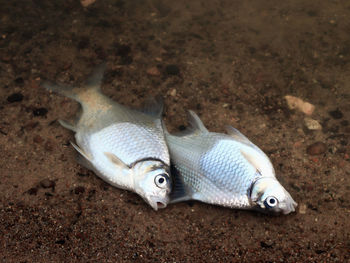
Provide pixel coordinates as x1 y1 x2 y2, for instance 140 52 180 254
264 196 278 208
154 174 169 188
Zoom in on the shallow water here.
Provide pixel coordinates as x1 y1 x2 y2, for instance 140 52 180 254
0 0 349 262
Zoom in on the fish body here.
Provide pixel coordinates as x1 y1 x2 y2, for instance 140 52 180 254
42 65 171 210
165 111 297 214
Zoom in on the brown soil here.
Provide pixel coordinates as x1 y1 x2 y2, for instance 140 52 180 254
1 1 349 262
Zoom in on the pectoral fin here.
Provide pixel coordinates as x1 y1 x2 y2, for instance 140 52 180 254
71 141 92 161
76 154 95 171
240 149 262 174
225 126 253 146
104 152 129 169
59 119 77 132
240 147 275 177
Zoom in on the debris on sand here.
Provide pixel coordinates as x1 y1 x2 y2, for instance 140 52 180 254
306 142 327 155
299 203 307 214
304 117 322 130
165 64 180 76
147 67 161 76
7 93 23 103
284 95 315 115
81 0 96 7
40 178 56 189
169 88 177 97
328 108 343 119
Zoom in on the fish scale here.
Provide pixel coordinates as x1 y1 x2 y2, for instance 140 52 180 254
85 122 169 167
170 135 256 208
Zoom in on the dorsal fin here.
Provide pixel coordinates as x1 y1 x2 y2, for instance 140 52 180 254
169 110 209 137
187 110 209 133
141 96 164 117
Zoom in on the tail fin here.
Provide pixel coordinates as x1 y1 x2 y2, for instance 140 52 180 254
42 81 81 103
85 63 106 90
42 63 107 103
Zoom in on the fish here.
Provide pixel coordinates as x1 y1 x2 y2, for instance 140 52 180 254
42 64 172 210
165 110 297 214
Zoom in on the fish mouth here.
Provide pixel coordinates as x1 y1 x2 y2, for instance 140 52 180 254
282 200 298 215
147 196 169 211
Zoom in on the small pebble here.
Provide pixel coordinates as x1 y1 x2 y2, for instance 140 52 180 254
170 89 177 97
75 186 85 194
147 67 161 76
260 240 274 248
33 107 48 117
15 77 24 85
27 187 38 195
284 95 315 115
7 93 23 103
44 139 54 152
115 43 131 57
304 117 322 130
165 64 180 75
328 109 343 119
340 120 348 126
306 142 327 155
40 178 55 189
24 121 39 131
80 0 96 7
33 135 44 143
55 239 65 245
77 37 89 49
299 203 307 214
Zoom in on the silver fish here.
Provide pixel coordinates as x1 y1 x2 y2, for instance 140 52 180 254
42 65 171 210
165 110 297 214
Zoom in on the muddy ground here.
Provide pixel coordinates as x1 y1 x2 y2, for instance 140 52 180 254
0 0 349 262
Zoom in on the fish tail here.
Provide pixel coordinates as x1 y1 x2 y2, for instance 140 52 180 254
42 63 107 103
41 80 81 103
84 63 106 92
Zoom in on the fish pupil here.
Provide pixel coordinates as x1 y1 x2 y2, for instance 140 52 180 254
269 198 275 204
158 177 165 184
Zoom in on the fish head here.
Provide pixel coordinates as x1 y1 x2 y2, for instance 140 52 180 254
132 160 172 210
250 177 297 215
